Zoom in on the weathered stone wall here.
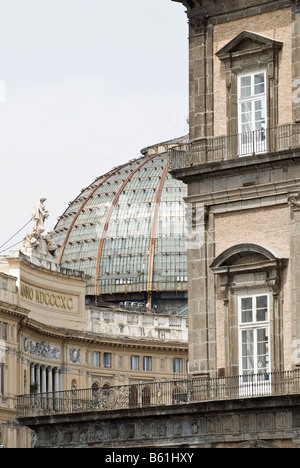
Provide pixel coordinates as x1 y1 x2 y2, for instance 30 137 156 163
184 0 294 142
213 7 292 137
23 395 300 448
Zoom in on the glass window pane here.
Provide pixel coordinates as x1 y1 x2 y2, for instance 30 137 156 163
242 112 252 123
243 356 254 372
104 352 111 368
241 102 252 113
242 310 253 323
242 123 252 134
255 110 263 121
241 86 251 98
256 296 268 321
93 352 100 367
254 73 265 94
173 358 183 373
257 328 268 342
257 309 268 322
256 328 269 373
241 76 251 87
241 298 253 323
131 355 139 371
242 297 252 310
242 329 254 344
254 100 263 111
143 356 152 372
257 342 267 356
241 76 251 98
257 296 268 309
242 343 254 357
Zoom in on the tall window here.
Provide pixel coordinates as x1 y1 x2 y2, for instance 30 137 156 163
173 358 183 374
103 353 111 368
131 355 139 371
143 356 152 372
1 323 7 340
93 352 100 367
239 294 270 383
238 71 267 156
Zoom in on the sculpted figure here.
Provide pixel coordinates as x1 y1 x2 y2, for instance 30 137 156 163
43 230 58 257
22 198 58 261
32 198 49 234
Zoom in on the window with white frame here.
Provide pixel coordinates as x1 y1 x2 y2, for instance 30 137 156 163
93 352 100 368
131 355 139 371
238 70 267 156
239 294 270 382
143 356 152 372
173 358 183 374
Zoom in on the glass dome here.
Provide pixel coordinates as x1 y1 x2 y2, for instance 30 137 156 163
53 137 188 314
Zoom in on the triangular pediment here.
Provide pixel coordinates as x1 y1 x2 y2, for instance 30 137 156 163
216 31 283 60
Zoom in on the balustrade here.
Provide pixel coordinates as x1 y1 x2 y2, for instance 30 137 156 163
17 370 300 418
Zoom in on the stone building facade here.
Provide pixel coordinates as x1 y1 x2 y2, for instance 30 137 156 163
15 0 300 449
171 0 300 380
0 254 187 448
18 394 300 448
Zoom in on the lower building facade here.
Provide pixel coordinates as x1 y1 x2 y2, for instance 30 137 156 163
16 384 300 448
0 254 188 448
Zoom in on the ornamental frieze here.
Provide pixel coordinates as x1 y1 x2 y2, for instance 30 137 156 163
24 338 61 360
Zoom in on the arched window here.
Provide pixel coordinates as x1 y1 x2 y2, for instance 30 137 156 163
211 243 287 378
91 382 100 408
71 380 77 399
91 382 99 397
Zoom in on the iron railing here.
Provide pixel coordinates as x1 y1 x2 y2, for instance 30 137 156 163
16 370 300 418
169 123 300 171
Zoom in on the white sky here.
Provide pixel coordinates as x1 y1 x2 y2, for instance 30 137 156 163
0 0 188 253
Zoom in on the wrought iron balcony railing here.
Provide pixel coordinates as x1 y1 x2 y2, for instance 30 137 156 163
16 370 300 419
169 123 300 171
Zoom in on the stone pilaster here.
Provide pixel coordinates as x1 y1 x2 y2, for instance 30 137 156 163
289 193 300 364
188 17 214 142
292 0 300 122
187 202 216 376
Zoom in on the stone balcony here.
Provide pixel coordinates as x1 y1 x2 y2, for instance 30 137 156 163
16 370 300 419
16 370 300 448
169 123 300 172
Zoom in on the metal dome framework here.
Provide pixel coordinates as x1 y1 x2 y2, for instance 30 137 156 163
53 138 188 313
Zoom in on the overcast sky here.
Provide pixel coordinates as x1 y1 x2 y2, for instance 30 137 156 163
0 0 188 253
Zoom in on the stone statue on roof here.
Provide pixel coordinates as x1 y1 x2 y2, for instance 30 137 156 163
32 197 49 235
21 198 58 267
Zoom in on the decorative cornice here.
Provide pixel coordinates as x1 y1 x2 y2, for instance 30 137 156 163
216 31 283 61
10 313 188 352
0 301 29 318
172 0 203 11
171 149 300 185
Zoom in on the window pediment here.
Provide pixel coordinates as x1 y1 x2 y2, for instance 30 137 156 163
216 31 283 61
210 243 287 274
